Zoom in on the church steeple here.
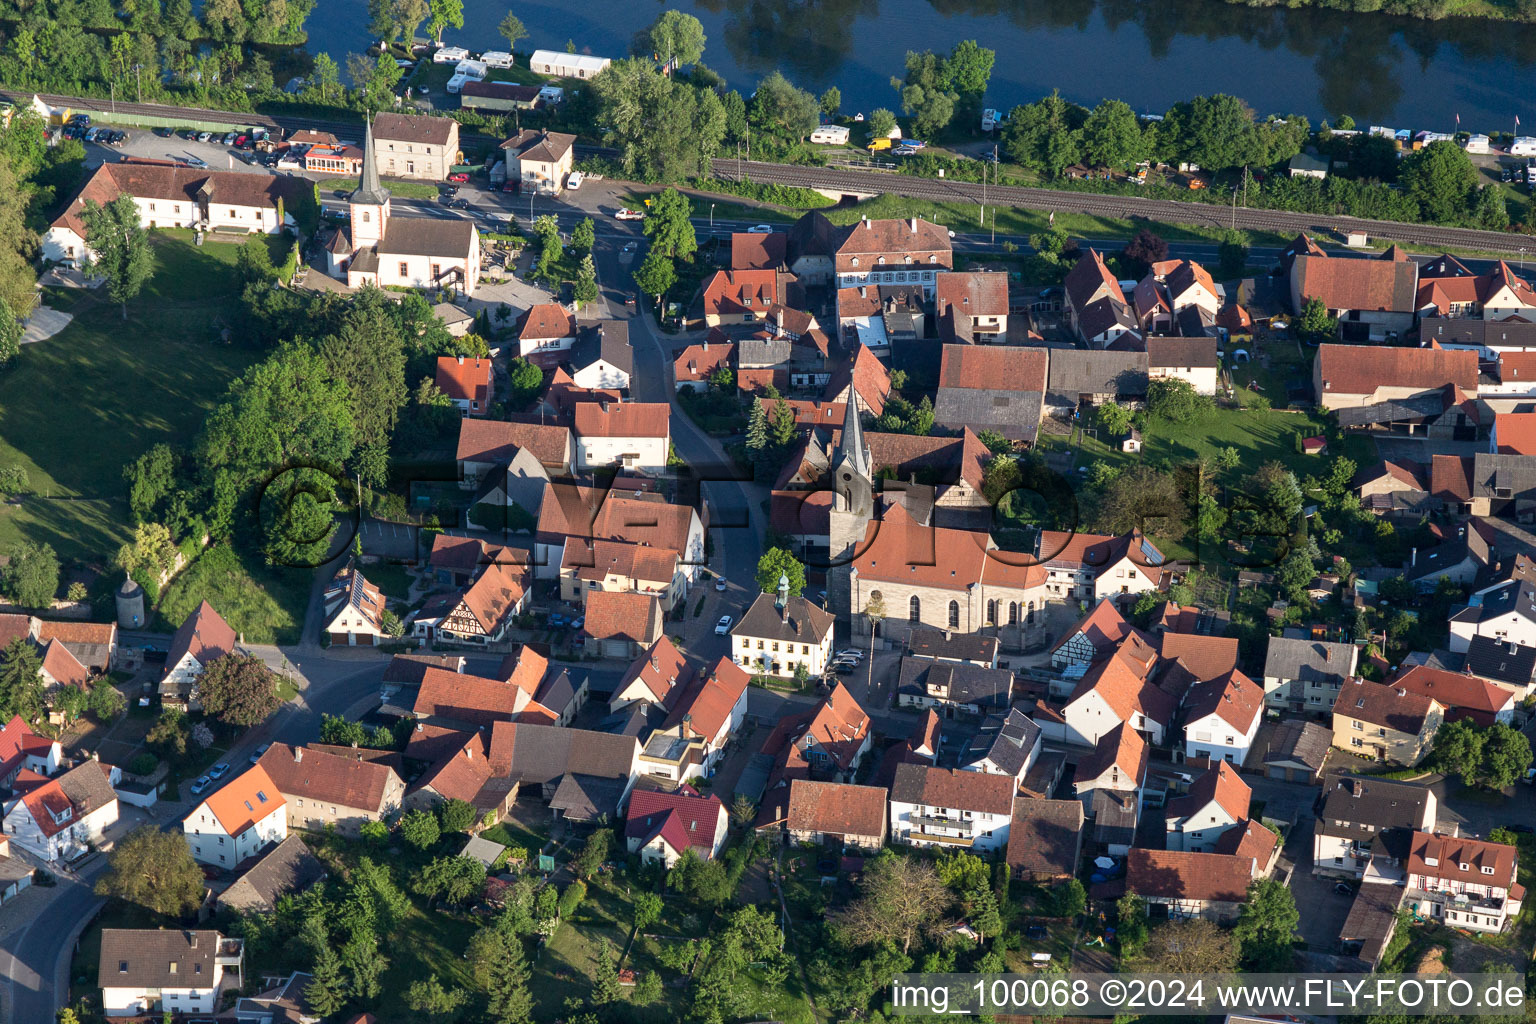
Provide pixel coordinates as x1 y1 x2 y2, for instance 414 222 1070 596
352 118 392 207
830 391 872 515
836 391 871 480
349 118 391 251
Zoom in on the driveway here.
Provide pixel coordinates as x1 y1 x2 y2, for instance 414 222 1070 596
1240 770 1321 827
1286 831 1354 953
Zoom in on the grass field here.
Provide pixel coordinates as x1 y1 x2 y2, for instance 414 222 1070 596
0 232 263 563
156 542 310 644
318 176 441 200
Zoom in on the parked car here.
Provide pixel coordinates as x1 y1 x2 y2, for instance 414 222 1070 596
249 742 271 764
448 171 470 183
834 649 863 661
189 775 213 795
1333 882 1354 896
834 662 857 674
715 576 728 591
181 156 208 169
222 131 237 146
196 131 212 143
450 198 470 209
566 171 584 190
208 762 230 780
614 208 644 221
746 223 773 233
154 126 175 138
501 180 519 193
68 113 90 126
714 615 733 635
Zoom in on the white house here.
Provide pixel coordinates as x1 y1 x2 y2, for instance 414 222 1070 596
1182 669 1265 767
161 600 237 707
44 162 304 264
183 764 287 868
2 759 120 863
1146 337 1220 396
515 303 580 366
959 708 1041 786
888 762 1015 853
1164 761 1251 853
1060 637 1174 747
624 787 728 867
1404 831 1524 934
0 713 62 786
1313 775 1436 878
569 321 633 391
1450 576 1536 653
321 561 387 646
639 658 750 782
1035 529 1166 605
99 929 242 1019
610 636 694 711
572 401 670 474
730 592 835 679
1071 722 1147 810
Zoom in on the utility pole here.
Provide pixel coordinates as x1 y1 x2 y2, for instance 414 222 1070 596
991 145 997 244
134 64 142 103
110 80 116 115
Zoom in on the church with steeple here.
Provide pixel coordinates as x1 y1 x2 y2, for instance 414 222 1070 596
826 393 875 617
325 118 482 297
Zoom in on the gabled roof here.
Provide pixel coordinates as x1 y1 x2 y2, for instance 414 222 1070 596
1066 637 1174 728
1355 459 1428 492
486 721 639 785
436 356 493 407
787 779 887 838
322 561 384 634
1072 721 1147 787
890 762 1015 816
662 657 750 740
834 217 952 270
1126 848 1255 903
1005 799 1085 877
673 338 735 385
897 657 1012 708
702 269 777 317
626 786 724 854
1389 664 1513 726
454 562 527 634
165 601 236 675
731 232 787 271
1293 253 1417 313
1337 678 1440 735
1166 760 1251 823
500 128 575 164
219 835 325 912
732 593 835 645
1464 635 1536 686
0 715 52 778
412 667 528 726
98 929 227 991
935 271 1009 318
583 590 663 646
1156 632 1239 681
1494 412 1536 455
616 636 694 705
563 537 678 585
1064 248 1125 311
570 320 633 377
1050 599 1141 658
960 708 1040 776
1262 719 1331 772
1214 818 1279 864
822 342 891 415
1315 344 1477 398
18 760 115 838
516 303 578 341
1046 350 1149 399
1407 830 1518 888
572 400 670 440
1146 336 1219 368
456 418 571 468
40 638 88 690
373 111 457 146
1320 776 1433 840
199 764 284 837
258 744 400 813
1183 669 1264 734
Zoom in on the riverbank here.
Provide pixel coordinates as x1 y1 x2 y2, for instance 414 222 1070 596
1219 0 1536 21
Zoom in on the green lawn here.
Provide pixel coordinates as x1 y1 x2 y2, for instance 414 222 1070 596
156 542 310 644
0 232 261 563
364 561 414 602
318 176 441 199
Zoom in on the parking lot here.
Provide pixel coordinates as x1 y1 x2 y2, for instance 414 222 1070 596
66 117 290 177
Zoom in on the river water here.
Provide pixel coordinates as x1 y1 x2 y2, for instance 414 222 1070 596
305 0 1536 130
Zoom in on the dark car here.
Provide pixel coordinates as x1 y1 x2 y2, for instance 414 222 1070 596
1024 925 1048 939
154 126 175 138
450 198 470 209
835 662 856 674
1333 882 1354 896
333 189 350 199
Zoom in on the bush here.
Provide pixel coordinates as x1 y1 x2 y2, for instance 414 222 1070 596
127 753 158 776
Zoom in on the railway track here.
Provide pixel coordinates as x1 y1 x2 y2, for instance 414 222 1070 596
712 158 1536 255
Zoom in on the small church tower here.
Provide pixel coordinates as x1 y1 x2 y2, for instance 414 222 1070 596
349 118 391 251
826 393 875 623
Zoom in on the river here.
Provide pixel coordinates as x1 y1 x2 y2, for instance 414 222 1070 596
304 0 1536 130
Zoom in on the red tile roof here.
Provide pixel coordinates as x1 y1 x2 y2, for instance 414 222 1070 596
572 401 670 439
1407 830 1517 889
1067 638 1174 727
165 601 236 677
1073 721 1147 787
201 764 284 837
1315 344 1478 398
662 657 749 741
1050 599 1141 657
40 639 88 689
938 344 1048 392
454 562 528 634
19 761 116 838
517 303 577 341
455 418 571 469
1214 818 1279 864
616 636 694 705
435 356 493 410
730 232 787 271
1183 669 1265 734
702 270 778 317
496 646 548 697
0 715 52 778
258 743 399 813
1339 677 1441 735
1157 633 1239 680
787 779 887 839
673 340 735 386
34 620 116 647
562 538 678 586
626 787 725 856
1126 848 1256 903
935 271 1009 318
835 217 953 273
583 591 663 646
1431 454 1474 502
1294 254 1417 313
823 343 891 415
1495 412 1536 455
52 164 308 238
1167 760 1251 822
890 762 1015 816
1390 665 1513 727
413 667 530 725
1037 530 1165 584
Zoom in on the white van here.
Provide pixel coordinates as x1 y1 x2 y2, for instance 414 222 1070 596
481 50 515 69
566 171 583 191
809 124 849 145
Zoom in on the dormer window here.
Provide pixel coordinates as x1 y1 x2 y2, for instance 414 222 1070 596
850 257 859 266
904 255 913 264
1481 865 1494 874
1460 862 1470 871
877 256 886 265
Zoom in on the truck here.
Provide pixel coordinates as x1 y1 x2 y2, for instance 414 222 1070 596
868 136 894 152
981 107 999 131
488 159 506 188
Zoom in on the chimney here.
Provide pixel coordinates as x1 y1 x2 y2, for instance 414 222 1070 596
651 656 659 671
464 744 473 758
1325 648 1331 662
293 747 302 763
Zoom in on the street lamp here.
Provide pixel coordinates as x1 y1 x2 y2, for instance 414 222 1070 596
710 203 716 230
1521 247 1527 270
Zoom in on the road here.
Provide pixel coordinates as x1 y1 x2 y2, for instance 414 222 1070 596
0 865 105 1024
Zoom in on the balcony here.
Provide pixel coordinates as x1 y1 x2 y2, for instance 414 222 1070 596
1406 887 1508 914
908 814 973 833
909 831 974 847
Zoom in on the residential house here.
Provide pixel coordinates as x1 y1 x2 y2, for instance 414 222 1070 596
1043 350 1149 418
1492 411 1536 455
371 112 459 181
427 535 525 591
34 619 118 674
1064 249 1136 348
1465 634 1536 696
0 714 60 787
1050 599 1146 671
560 538 682 611
1262 719 1332 782
2 759 119 862
1404 831 1526 934
182 764 286 868
1314 344 1479 410
256 744 405 835
759 682 873 787
907 628 1000 667
786 210 839 285
404 729 516 824
1288 151 1330 178
161 601 237 707
638 658 749 782
822 342 893 415
1354 459 1432 516
1402 523 1490 590
217 835 325 915
624 786 728 866
1291 253 1419 342
433 562 529 645
44 162 308 263
1415 261 1536 321
888 762 1016 852
1004 799 1086 882
1389 665 1516 726
411 656 552 729
932 344 1048 443
514 303 580 366
895 656 1013 715
1332 678 1445 766
730 593 835 679
610 636 693 711
1126 848 1262 923
569 320 633 391
582 590 664 660
1061 636 1173 746
1181 669 1265 766
1463 452 1536 518
731 232 787 271
834 216 953 297
1134 260 1220 336
321 561 386 647
484 721 641 822
435 356 494 417
700 269 779 327
1071 722 1148 811
39 639 88 714
673 336 735 392
1262 635 1360 713
535 482 706 585
573 400 670 474
959 708 1041 785
784 779 888 850
98 929 243 1019
457 419 573 489
1164 761 1251 853
835 283 928 354
1146 337 1219 396
1313 775 1436 878
500 129 577 193
934 271 1009 342
1036 529 1165 604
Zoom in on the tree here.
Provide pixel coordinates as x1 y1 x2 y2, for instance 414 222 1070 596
667 848 733 906
590 59 721 180
146 705 189 759
484 934 534 1023
1121 228 1168 275
745 401 769 454
756 547 806 597
305 949 348 1018
1479 722 1532 789
834 853 952 954
1095 402 1133 437
360 51 404 111
405 976 467 1020
95 826 203 916
634 970 663 1005
1115 892 1148 958
81 193 153 319
770 398 798 449
643 9 706 68
1139 917 1237 973
892 50 959 139
0 296 22 370
936 850 990 891
591 937 623 1005
819 87 841 116
1400 139 1478 224
117 522 179 586
196 654 280 727
4 540 58 609
864 592 885 639
1092 464 1189 540
730 794 755 826
401 808 441 849
573 254 599 309
867 108 898 141
506 357 544 409
573 827 612 879
1233 878 1299 970
310 53 341 103
1002 91 1082 177
633 250 676 305
497 10 527 52
981 453 1022 508
1051 878 1088 918
572 216 595 253
438 798 477 834
2 637 49 721
425 0 462 44
752 71 821 142
1080 98 1147 169
1297 296 1335 341
1147 377 1213 423
1217 229 1249 280
633 890 664 932
644 187 698 261
965 885 1003 943
1277 548 1316 602
414 855 486 905
1159 94 1265 171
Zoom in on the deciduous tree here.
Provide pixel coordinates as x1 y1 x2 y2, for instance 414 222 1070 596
498 10 527 51
1002 91 1083 177
834 853 952 954
425 0 462 43
756 547 806 597
633 250 676 305
95 826 204 916
197 653 280 727
1400 140 1478 224
82 193 153 319
1080 99 1147 169
4 540 58 609
642 9 706 68
401 807 441 849
1233 878 1299 970
643 187 697 261
438 798 477 833
1139 917 1237 973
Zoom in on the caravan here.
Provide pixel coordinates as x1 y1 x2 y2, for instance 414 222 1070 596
809 124 849 145
433 46 469 64
481 50 515 69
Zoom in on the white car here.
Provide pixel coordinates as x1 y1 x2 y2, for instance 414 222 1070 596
566 171 584 190
714 615 732 635
747 224 773 233
715 576 727 591
834 649 863 661
614 208 644 221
